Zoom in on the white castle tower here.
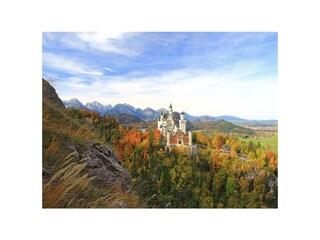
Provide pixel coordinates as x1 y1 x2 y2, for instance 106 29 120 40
158 103 176 136
179 112 187 134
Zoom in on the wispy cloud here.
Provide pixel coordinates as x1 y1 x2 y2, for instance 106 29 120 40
104 67 116 72
43 32 141 56
76 32 140 56
43 53 102 76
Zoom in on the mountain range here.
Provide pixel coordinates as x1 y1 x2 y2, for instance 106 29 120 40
62 98 277 126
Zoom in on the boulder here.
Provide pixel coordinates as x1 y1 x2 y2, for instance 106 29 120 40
79 143 131 191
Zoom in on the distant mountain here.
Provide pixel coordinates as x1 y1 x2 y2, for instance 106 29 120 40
63 99 163 122
195 115 216 122
85 101 112 114
235 119 278 126
106 103 136 115
141 107 159 121
156 108 169 115
184 112 196 121
61 98 277 126
62 98 86 110
214 115 244 121
195 115 245 122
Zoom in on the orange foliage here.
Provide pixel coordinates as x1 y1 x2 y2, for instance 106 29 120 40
213 134 227 150
266 151 277 170
153 129 162 145
79 109 91 117
266 151 276 160
115 130 150 161
122 131 146 146
154 129 161 140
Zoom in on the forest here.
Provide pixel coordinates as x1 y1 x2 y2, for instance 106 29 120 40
78 108 277 208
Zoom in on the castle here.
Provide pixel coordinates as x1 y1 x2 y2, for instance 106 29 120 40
157 103 197 154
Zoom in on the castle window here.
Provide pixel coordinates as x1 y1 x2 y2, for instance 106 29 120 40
178 140 181 144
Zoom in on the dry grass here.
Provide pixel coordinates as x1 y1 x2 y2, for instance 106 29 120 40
43 160 142 208
43 99 97 169
43 162 96 208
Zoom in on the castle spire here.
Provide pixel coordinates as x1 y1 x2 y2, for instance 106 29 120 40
169 102 173 115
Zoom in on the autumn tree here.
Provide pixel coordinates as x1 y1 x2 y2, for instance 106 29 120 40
212 134 227 150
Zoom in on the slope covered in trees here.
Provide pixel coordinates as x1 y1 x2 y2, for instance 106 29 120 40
191 119 255 136
109 113 144 124
115 127 278 208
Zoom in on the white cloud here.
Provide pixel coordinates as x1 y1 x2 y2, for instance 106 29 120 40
76 32 139 56
104 67 116 72
77 32 124 42
43 32 140 56
43 53 102 76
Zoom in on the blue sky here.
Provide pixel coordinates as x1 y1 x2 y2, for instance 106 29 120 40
43 32 277 119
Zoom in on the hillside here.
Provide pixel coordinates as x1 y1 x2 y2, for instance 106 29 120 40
191 119 255 136
42 79 140 208
109 113 144 124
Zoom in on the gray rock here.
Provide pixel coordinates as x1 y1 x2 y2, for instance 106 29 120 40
79 143 132 191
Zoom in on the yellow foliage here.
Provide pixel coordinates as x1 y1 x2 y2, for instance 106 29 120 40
163 157 171 167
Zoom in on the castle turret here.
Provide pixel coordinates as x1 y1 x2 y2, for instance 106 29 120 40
158 111 166 136
180 112 185 120
179 112 187 134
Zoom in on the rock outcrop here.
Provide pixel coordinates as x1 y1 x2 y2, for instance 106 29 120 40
65 142 132 191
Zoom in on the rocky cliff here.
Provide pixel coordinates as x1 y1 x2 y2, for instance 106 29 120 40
66 142 131 191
